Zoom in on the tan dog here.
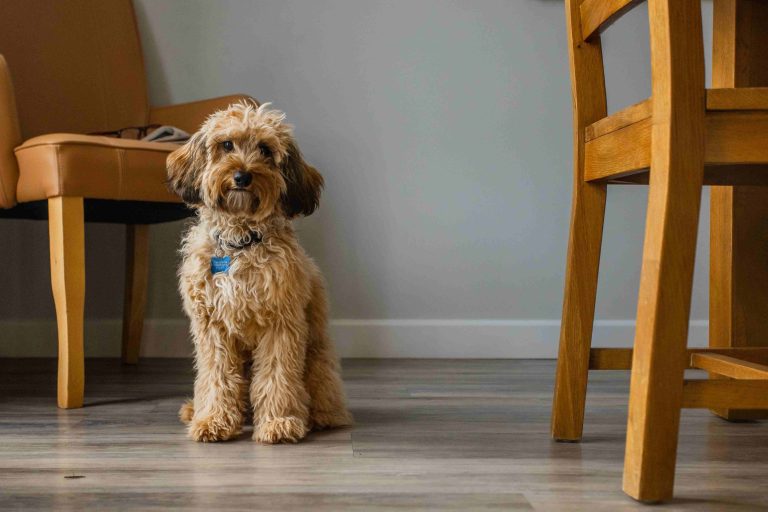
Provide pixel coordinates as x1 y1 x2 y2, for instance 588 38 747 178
167 100 351 443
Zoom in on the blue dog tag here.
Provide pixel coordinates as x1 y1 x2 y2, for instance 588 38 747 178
211 256 231 275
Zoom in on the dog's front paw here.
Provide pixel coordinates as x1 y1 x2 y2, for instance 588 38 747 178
310 408 353 431
188 414 242 442
253 416 308 444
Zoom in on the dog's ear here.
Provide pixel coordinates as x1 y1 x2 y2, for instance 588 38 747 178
166 130 207 205
280 139 324 218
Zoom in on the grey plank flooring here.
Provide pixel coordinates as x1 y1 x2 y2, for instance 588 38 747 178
0 359 766 511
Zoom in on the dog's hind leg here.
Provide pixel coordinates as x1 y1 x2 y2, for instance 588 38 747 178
179 399 194 424
304 275 353 430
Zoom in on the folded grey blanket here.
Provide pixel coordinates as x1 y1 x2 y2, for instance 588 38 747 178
142 125 190 143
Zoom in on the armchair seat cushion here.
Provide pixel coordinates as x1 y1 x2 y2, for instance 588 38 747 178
13 134 181 203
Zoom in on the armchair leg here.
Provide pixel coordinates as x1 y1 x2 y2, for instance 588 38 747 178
122 224 149 365
48 197 85 409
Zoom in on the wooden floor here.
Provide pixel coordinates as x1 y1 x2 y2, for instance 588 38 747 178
0 359 766 511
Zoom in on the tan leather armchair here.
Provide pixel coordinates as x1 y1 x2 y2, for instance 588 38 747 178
0 0 254 408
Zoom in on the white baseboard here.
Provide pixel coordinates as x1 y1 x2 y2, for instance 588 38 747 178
0 318 709 358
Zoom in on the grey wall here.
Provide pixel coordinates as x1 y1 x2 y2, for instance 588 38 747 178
0 1 717 357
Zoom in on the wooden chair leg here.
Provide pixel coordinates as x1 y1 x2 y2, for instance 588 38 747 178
709 2 768 421
48 197 85 409
554 1 608 442
551 181 606 442
623 0 706 501
709 186 768 421
622 179 702 502
622 185 701 502
122 224 149 365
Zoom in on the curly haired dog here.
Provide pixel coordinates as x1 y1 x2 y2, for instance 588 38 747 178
167 101 352 443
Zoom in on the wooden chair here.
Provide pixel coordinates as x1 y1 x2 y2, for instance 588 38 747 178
0 0 252 409
551 0 768 503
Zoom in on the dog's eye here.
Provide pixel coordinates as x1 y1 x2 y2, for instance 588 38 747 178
221 141 234 152
258 144 272 159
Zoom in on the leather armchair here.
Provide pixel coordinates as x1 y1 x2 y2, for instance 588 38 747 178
0 0 255 408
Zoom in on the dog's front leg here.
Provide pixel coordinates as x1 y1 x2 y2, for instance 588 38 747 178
188 321 246 442
250 319 310 443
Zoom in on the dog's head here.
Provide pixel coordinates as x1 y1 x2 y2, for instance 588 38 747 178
167 101 323 221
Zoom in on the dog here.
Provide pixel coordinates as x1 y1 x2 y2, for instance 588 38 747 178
167 100 352 443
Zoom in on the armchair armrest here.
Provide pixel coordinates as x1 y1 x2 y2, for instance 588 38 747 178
149 94 257 134
0 54 22 208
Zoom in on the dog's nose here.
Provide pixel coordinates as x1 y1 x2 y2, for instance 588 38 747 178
233 170 252 188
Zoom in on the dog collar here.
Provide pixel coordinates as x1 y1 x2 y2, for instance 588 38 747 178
216 230 263 251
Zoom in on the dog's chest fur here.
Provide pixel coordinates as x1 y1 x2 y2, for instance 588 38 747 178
178 219 312 339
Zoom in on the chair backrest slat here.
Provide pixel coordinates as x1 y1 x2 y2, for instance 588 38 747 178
566 0 706 176
580 0 646 40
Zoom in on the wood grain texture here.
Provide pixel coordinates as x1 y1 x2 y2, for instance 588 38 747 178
622 0 706 502
690 353 768 380
710 0 768 421
579 0 644 41
682 379 768 409
121 224 149 365
47 197 85 409
709 189 768 352
0 359 766 511
584 99 651 141
551 0 608 443
584 88 768 143
707 87 768 110
589 347 768 370
705 112 768 163
584 115 768 183
584 117 651 180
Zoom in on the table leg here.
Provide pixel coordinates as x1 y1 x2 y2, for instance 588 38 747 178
710 0 768 420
